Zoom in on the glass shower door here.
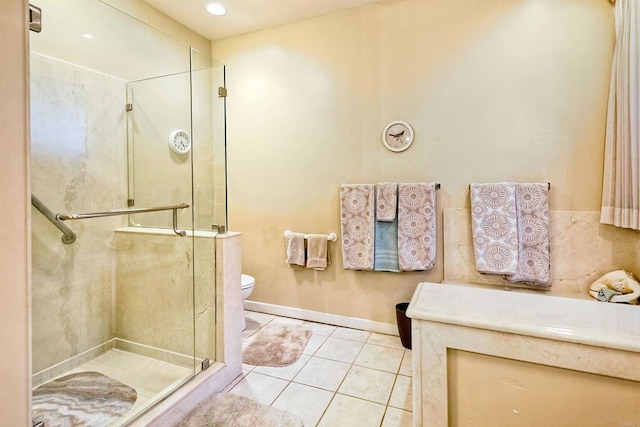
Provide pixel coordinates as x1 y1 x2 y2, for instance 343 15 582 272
29 1 207 425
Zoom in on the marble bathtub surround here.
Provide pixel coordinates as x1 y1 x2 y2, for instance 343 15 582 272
407 282 640 426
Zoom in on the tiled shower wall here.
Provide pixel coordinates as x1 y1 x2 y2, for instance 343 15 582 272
30 53 127 373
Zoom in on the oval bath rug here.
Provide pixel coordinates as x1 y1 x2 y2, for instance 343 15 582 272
32 371 137 427
243 323 312 367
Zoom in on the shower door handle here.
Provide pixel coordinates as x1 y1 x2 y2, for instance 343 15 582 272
29 4 42 33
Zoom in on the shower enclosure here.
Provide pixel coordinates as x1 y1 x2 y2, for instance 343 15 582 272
29 0 226 425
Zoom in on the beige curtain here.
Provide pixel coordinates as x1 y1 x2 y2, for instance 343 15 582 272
600 0 640 229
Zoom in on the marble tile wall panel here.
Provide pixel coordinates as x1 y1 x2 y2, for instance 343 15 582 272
443 208 640 295
30 53 127 372
114 230 216 360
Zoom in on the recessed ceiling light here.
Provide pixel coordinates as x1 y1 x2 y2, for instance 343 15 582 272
82 33 94 39
206 3 226 16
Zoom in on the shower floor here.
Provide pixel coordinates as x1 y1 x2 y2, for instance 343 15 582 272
50 349 193 425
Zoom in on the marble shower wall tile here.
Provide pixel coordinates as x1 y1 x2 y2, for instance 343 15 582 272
30 53 127 372
443 209 640 295
114 230 216 360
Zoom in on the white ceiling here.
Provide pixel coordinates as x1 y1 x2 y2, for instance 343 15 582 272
139 0 382 41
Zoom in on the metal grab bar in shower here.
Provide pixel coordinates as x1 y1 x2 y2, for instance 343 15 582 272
56 202 190 237
31 194 77 244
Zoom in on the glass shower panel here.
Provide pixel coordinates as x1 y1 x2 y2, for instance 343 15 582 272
189 47 226 368
189 48 227 232
126 73 193 231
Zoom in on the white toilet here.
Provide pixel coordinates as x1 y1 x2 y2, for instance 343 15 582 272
241 274 255 331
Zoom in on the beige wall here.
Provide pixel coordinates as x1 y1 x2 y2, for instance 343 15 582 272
0 1 30 424
212 0 616 324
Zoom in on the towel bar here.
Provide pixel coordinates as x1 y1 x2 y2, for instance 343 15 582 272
284 230 338 242
468 182 550 190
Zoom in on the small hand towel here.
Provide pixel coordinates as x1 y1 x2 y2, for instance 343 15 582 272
374 218 400 272
286 232 305 266
376 183 398 222
508 183 551 286
397 182 437 271
306 234 328 270
470 183 518 275
340 184 375 270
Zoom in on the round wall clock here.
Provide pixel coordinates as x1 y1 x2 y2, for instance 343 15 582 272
168 129 191 154
382 120 414 152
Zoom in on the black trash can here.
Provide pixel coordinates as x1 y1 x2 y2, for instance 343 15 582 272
395 302 412 350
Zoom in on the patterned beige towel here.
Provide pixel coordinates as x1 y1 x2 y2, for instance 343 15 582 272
376 183 398 222
286 232 305 266
397 182 437 271
340 184 375 270
508 183 551 286
306 234 328 270
470 183 518 275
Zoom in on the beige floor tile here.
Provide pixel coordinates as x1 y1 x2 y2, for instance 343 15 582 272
242 318 263 340
252 354 311 381
222 369 251 392
293 357 350 391
270 316 306 326
303 334 328 356
337 365 396 404
382 407 413 427
389 375 412 411
229 371 289 406
367 332 404 350
303 321 338 336
318 394 385 427
399 350 412 377
244 311 276 326
330 326 371 342
354 344 404 373
314 337 364 364
272 382 334 427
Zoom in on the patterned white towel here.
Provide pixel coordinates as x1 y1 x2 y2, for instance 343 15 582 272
340 184 375 270
508 183 551 286
397 183 436 271
376 183 398 222
470 183 519 275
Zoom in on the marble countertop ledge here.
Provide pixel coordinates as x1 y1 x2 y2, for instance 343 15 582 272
407 281 640 353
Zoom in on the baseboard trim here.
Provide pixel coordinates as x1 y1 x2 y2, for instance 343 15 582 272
243 300 399 336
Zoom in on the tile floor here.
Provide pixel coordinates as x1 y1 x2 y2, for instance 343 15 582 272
226 311 413 427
